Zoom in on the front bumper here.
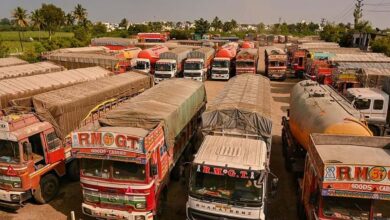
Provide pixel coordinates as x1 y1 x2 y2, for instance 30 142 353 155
154 77 171 84
0 188 32 209
82 203 154 220
268 73 286 80
211 73 229 80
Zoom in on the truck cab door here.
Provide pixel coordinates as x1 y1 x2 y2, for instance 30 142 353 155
371 99 387 123
43 129 65 164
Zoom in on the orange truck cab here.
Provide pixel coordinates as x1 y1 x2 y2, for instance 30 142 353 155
0 114 76 208
298 134 390 220
292 50 306 78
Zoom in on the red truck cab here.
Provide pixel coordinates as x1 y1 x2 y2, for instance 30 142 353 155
292 50 306 78
0 114 76 208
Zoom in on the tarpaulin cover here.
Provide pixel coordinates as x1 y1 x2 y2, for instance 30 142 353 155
32 71 153 140
45 52 125 70
99 79 207 150
0 57 28 67
1 66 110 109
91 37 138 46
202 74 273 147
0 62 64 80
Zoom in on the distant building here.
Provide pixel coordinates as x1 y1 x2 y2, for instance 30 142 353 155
352 32 388 51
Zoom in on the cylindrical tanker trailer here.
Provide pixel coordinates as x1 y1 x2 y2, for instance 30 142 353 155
281 80 372 173
134 45 169 74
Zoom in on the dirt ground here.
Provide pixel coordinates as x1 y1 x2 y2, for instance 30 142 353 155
0 45 300 220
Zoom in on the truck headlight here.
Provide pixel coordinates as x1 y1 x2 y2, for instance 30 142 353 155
13 182 21 188
10 194 20 201
135 202 146 209
135 216 145 220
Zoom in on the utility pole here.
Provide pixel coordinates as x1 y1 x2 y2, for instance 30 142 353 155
321 18 326 27
354 0 364 28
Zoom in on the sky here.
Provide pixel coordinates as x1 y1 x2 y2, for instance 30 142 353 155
0 0 389 28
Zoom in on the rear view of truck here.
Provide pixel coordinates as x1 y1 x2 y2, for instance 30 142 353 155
298 134 390 220
265 47 287 80
154 47 192 83
187 74 277 220
236 48 259 75
184 47 215 82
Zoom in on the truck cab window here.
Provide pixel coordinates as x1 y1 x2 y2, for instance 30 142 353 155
374 100 384 110
28 133 45 164
46 132 61 152
354 99 371 110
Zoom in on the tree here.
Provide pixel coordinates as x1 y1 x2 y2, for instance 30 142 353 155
371 36 390 56
148 22 163 32
194 18 210 36
222 21 234 32
0 18 11 25
211 16 223 31
230 19 238 30
119 18 128 29
354 0 363 29
92 22 107 37
65 13 75 26
40 4 65 40
175 21 183 29
11 7 28 51
128 24 151 35
73 4 87 25
0 40 10 57
30 9 45 41
257 22 266 33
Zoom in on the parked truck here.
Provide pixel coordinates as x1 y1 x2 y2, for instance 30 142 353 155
154 47 192 83
134 45 169 74
281 80 372 174
71 79 206 219
210 42 238 80
0 72 153 208
0 66 111 109
187 74 277 220
0 62 64 80
236 48 259 75
297 133 390 220
183 47 215 82
241 41 255 49
265 47 287 80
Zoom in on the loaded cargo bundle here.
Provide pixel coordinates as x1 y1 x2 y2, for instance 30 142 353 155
51 46 109 54
160 47 192 62
357 68 390 88
99 78 207 150
91 37 138 47
45 52 128 70
330 53 390 63
0 57 28 67
1 66 111 109
237 48 259 59
187 47 215 60
202 74 272 146
0 62 64 80
32 71 153 140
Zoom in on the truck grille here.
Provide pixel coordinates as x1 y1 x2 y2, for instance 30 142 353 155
185 72 201 77
154 73 172 78
188 208 254 220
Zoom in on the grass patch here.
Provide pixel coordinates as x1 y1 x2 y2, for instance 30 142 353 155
2 41 39 53
0 31 74 41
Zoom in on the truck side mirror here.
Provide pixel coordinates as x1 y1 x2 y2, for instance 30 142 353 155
150 164 158 177
23 142 32 159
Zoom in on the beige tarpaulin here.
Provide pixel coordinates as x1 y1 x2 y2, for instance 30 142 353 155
0 62 64 80
0 57 28 67
202 74 273 147
1 66 110 109
32 71 153 140
99 79 207 150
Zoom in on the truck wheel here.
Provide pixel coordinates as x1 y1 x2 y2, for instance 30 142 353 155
368 125 381 136
33 174 60 204
170 164 181 181
156 188 168 219
66 160 80 181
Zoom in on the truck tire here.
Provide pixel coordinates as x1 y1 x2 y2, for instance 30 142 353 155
66 160 80 181
33 174 60 204
156 188 168 220
368 125 381 136
170 164 181 181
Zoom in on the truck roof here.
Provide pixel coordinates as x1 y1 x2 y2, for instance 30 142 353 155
310 134 390 167
347 87 388 99
193 135 267 170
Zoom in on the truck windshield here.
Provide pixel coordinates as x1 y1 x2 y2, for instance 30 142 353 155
155 63 172 71
236 61 254 68
184 62 202 70
373 200 390 219
270 61 285 67
0 140 21 164
135 61 150 70
212 60 229 68
322 196 370 220
80 159 146 181
189 166 263 206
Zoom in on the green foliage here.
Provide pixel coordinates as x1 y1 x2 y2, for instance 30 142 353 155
119 18 128 28
147 22 163 32
194 18 210 36
0 40 10 57
0 31 73 41
211 16 223 31
73 26 91 44
320 23 348 43
371 37 390 57
73 4 87 25
128 24 151 35
170 29 192 40
92 22 107 37
39 4 65 37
